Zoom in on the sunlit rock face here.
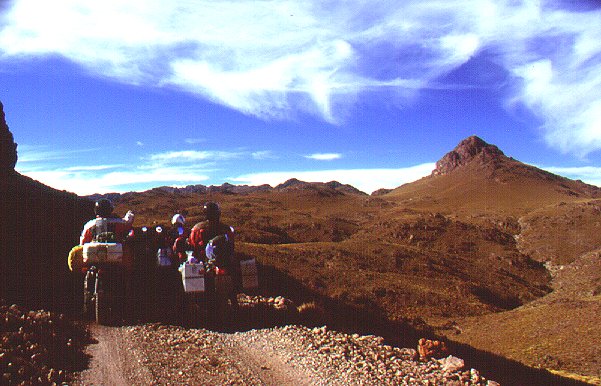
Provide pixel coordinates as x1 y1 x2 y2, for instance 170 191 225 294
0 101 18 172
432 135 505 176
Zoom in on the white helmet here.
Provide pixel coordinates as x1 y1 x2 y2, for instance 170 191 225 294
171 213 185 226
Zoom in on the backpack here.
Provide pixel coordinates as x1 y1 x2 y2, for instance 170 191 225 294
92 218 117 242
205 234 234 267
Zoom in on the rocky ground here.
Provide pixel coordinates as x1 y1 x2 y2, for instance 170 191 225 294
75 323 499 386
0 301 92 385
2 294 500 385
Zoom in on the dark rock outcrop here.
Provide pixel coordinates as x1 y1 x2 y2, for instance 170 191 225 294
323 181 367 195
275 178 308 190
0 101 18 172
432 136 504 176
0 101 94 313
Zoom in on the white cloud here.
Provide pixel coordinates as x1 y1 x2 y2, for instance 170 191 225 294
63 165 124 172
185 138 206 145
148 150 243 163
252 150 277 160
15 146 273 195
18 164 211 195
16 147 227 195
231 163 435 194
1 1 600 154
535 165 601 187
16 145 103 163
304 153 343 161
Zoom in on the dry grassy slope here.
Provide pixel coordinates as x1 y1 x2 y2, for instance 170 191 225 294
445 248 601 382
115 182 550 320
517 199 601 266
386 156 599 219
116 190 374 244
444 199 601 382
383 149 601 381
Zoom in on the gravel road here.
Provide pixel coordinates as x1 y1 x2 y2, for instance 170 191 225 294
73 323 499 385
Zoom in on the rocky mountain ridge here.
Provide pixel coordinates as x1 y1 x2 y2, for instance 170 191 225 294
429 135 599 196
432 135 505 176
87 178 367 202
387 136 600 217
90 135 601 205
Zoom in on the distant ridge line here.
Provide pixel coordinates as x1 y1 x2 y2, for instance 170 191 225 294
84 178 368 201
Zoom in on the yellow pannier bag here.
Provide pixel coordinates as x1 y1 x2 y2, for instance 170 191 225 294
68 245 84 272
68 244 134 272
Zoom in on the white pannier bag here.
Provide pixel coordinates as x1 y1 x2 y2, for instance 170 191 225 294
240 258 259 290
157 247 173 267
83 242 124 264
180 262 205 293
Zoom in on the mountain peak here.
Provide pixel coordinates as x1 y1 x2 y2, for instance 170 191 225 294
432 135 505 176
0 101 18 173
275 178 307 189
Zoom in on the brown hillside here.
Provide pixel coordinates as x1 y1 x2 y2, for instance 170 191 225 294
113 150 556 321
387 135 599 217
109 135 601 381
378 136 601 382
445 247 601 383
516 199 601 265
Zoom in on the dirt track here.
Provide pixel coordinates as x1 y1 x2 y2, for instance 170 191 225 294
73 323 499 386
75 324 323 385
73 325 155 386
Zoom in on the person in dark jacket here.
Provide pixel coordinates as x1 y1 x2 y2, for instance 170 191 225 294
188 202 234 264
189 202 239 304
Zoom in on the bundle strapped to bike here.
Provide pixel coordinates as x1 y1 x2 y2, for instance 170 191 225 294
83 242 124 264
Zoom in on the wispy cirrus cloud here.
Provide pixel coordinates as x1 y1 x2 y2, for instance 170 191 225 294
148 150 243 163
148 149 282 165
17 151 215 195
16 145 104 163
251 150 278 160
1 1 600 154
63 164 125 172
304 153 342 161
185 138 206 145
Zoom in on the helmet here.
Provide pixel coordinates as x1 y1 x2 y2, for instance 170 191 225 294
203 202 221 222
94 198 114 217
171 213 185 226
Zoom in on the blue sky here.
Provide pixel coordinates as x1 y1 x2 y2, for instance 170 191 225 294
1 0 600 195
